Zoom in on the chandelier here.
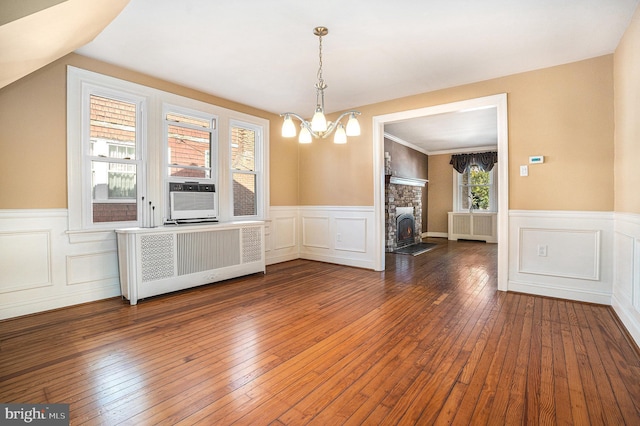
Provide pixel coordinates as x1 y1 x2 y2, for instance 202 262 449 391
280 27 361 144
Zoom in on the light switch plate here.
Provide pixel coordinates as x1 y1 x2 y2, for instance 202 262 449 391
520 165 528 176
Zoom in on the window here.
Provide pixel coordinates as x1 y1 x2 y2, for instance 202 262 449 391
165 110 216 180
230 121 261 217
87 93 143 225
455 164 497 212
68 67 268 232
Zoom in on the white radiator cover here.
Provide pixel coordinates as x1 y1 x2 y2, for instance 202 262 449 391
448 212 497 243
116 221 265 304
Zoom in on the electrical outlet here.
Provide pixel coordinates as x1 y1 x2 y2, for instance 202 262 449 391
537 245 547 257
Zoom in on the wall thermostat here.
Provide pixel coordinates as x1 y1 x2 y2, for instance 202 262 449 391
529 156 544 164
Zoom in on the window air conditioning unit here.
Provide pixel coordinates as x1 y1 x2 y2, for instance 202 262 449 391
169 182 217 222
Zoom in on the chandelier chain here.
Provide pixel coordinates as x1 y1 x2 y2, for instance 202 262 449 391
316 33 326 90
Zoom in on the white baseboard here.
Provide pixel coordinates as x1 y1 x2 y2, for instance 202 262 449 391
266 253 299 266
300 253 375 270
424 231 448 239
508 279 611 305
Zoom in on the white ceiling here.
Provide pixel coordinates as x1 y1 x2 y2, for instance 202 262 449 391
75 0 638 151
385 107 498 154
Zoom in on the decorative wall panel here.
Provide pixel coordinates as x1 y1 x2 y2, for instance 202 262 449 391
0 230 51 293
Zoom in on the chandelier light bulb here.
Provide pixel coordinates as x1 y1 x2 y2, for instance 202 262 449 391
333 123 347 144
282 114 297 137
311 107 327 132
346 113 361 136
299 126 312 144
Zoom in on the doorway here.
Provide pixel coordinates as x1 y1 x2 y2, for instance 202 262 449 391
372 94 509 291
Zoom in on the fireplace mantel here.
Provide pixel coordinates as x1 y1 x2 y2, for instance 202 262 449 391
386 175 428 187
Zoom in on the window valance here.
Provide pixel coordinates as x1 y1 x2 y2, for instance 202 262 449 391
449 151 498 174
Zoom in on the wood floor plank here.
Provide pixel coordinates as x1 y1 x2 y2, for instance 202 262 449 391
2 239 640 425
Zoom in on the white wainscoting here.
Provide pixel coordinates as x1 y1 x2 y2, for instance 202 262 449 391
7 207 637 348
266 206 376 270
300 206 376 269
265 207 300 265
611 213 640 346
508 210 614 305
0 210 121 320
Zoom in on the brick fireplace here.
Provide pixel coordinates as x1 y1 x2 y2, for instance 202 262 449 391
385 176 427 252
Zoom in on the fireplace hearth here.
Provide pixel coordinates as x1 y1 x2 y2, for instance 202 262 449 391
395 207 415 248
385 180 423 252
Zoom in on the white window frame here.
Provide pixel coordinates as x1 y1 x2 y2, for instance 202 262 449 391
67 66 269 234
452 166 498 213
163 104 218 184
229 119 264 220
67 68 147 231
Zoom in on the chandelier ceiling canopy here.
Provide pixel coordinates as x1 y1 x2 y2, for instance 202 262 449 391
280 27 361 144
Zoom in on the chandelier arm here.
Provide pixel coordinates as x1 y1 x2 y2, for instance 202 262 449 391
280 112 321 138
279 112 307 122
319 111 361 138
281 111 361 139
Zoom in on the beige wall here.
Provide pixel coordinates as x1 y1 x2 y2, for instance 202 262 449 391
300 55 614 211
0 53 616 212
614 6 640 214
427 154 454 233
0 53 299 208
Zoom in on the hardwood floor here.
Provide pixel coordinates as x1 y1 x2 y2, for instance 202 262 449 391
1 239 639 425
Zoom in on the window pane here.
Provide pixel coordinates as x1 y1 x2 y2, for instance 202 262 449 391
168 166 211 179
90 95 136 158
469 166 490 185
166 113 212 129
231 127 255 171
168 124 211 168
233 173 256 216
89 94 138 224
91 161 137 223
460 165 492 211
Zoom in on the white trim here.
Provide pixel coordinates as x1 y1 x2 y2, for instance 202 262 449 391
428 145 498 156
228 119 266 221
517 227 601 280
383 132 497 157
67 66 270 233
0 209 67 219
373 93 509 292
389 176 428 187
383 132 429 155
510 210 615 220
298 205 374 213
508 279 612 305
425 231 448 239
67 67 150 231
612 211 640 347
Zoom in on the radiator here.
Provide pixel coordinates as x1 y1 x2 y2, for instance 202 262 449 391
117 222 265 304
447 212 497 243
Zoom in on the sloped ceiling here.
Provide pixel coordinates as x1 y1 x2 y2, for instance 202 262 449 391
0 0 129 88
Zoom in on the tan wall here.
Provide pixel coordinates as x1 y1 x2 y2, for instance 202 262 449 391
0 53 615 211
614 6 640 214
0 53 299 208
300 55 614 211
427 154 454 233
